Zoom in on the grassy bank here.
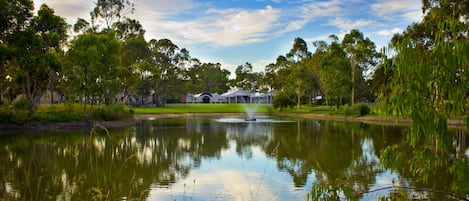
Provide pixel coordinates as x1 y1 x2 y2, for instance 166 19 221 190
132 103 272 114
0 103 134 124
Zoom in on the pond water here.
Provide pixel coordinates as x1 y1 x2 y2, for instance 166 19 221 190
0 116 468 200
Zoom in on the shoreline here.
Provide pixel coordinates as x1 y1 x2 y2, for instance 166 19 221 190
0 113 465 132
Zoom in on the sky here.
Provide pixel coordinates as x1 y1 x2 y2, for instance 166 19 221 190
33 0 423 74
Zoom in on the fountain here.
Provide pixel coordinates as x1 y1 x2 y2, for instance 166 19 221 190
242 103 260 121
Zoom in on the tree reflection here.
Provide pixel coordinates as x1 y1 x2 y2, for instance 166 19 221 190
0 118 229 200
1 117 466 200
380 129 469 200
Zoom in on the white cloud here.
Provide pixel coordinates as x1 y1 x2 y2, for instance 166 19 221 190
327 17 374 31
376 28 402 36
143 5 282 47
34 0 94 24
136 0 200 13
299 0 343 20
371 0 422 23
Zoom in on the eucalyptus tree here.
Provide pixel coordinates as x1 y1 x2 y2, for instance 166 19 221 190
0 0 29 102
2 3 68 114
379 0 469 192
234 62 262 92
386 0 468 144
148 38 189 106
315 35 352 108
65 32 121 119
342 29 379 105
186 61 230 94
90 0 135 30
285 37 314 110
119 34 149 105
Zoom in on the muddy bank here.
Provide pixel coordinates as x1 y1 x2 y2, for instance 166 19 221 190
277 113 465 127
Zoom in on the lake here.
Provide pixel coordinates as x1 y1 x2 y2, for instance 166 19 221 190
0 116 467 200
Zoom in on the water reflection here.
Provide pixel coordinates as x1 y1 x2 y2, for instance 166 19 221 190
0 117 467 200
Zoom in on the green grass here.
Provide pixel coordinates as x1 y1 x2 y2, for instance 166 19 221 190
132 103 272 114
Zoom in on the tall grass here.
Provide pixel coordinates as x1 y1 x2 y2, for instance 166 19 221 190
0 103 134 124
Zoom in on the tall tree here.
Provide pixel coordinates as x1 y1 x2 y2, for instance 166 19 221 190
118 35 149 105
90 0 134 30
316 36 352 108
342 29 379 105
0 0 33 102
186 62 230 93
113 17 145 41
4 4 67 114
65 32 121 119
285 37 312 110
0 0 33 35
234 62 256 91
148 38 187 107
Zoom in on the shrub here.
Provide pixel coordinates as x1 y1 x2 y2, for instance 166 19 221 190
90 105 134 121
12 96 31 111
0 107 13 123
344 103 370 116
272 91 295 111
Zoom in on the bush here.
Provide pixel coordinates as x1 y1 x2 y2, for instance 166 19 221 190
272 91 295 111
344 103 370 116
90 105 134 121
12 96 31 111
0 107 13 123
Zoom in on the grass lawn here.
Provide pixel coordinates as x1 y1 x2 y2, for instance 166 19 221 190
132 103 272 114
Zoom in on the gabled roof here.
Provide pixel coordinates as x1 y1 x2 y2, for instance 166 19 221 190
221 88 251 97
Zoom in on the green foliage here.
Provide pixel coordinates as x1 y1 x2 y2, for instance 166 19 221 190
307 181 356 201
0 103 134 124
90 105 134 121
344 103 370 116
186 62 231 94
2 3 68 114
385 0 469 148
11 96 32 111
272 91 295 110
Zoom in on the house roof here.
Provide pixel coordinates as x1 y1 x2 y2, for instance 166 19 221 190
220 88 251 97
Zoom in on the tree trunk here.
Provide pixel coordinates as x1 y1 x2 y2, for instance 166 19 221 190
351 62 355 105
23 73 37 114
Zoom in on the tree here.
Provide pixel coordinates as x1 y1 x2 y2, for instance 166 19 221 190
285 37 313 110
65 32 121 119
3 4 67 114
113 17 145 40
186 61 230 93
118 35 150 105
148 38 188 106
73 18 92 34
90 0 135 30
234 62 262 92
372 58 394 102
315 36 352 108
342 29 379 105
0 0 33 35
386 0 468 146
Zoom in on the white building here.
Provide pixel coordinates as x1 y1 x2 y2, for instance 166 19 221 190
186 93 225 103
185 88 274 104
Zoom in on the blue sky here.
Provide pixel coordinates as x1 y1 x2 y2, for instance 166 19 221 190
34 0 423 74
